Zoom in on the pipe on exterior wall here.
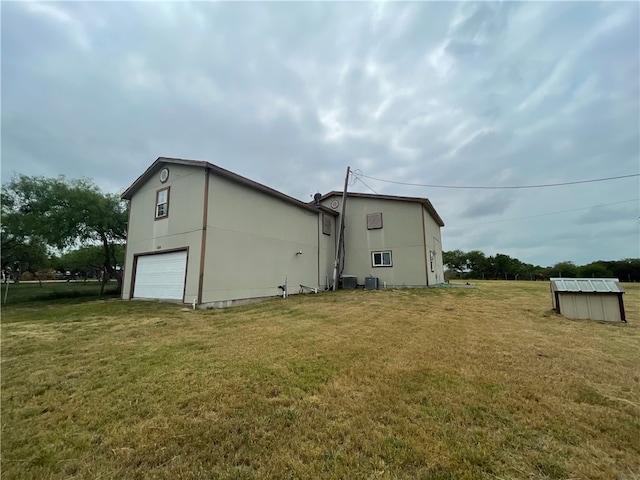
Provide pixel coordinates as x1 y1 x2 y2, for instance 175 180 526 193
278 276 288 298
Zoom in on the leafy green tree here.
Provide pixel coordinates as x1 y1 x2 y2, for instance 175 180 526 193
443 249 467 277
598 259 640 282
1 204 51 284
486 253 521 279
0 234 50 284
60 245 124 276
577 262 613 278
508 257 532 280
1 175 127 293
462 250 485 279
550 261 578 278
489 254 504 279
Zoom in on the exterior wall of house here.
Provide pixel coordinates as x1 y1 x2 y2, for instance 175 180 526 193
322 196 436 287
318 213 336 290
122 159 443 304
200 175 330 305
558 293 623 322
122 164 207 302
423 206 444 285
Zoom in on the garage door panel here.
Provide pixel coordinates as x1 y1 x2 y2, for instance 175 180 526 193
134 251 187 300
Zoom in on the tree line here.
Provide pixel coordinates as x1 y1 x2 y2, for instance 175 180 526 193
1 175 127 293
443 250 640 282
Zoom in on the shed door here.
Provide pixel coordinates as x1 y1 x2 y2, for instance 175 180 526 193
133 251 187 300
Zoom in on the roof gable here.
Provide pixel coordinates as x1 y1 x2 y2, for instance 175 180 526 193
122 157 321 214
317 191 444 227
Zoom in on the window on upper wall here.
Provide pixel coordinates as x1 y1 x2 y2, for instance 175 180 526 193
367 212 383 230
156 187 170 219
322 214 332 236
372 250 392 267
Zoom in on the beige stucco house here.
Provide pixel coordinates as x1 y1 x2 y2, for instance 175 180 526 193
121 157 445 307
318 192 445 288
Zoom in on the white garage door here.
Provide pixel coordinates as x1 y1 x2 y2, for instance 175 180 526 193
133 251 187 300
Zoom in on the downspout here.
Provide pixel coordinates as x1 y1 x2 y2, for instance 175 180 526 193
197 167 210 305
332 166 350 291
317 212 321 289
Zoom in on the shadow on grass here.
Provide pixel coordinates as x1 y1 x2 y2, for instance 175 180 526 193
0 281 120 308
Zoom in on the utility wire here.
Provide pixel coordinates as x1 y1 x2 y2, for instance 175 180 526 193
448 199 639 228
356 172 639 190
354 175 379 195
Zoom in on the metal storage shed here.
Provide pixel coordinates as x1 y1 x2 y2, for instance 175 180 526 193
550 278 626 322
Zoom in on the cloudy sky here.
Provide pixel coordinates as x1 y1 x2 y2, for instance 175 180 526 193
2 1 639 267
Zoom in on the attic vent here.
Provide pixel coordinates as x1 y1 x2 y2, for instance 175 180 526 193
367 212 383 230
322 214 332 236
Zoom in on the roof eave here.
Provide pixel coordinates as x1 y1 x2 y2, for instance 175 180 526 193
122 157 321 214
317 191 444 227
121 157 210 200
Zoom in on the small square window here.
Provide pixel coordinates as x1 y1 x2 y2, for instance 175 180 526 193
367 212 383 230
372 250 392 267
156 187 169 219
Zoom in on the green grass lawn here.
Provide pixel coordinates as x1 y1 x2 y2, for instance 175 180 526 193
2 281 639 479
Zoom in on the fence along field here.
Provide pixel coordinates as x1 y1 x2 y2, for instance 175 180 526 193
1 281 639 479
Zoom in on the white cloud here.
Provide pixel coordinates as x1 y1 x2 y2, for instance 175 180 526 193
26 2 73 24
121 54 165 92
26 2 91 51
369 0 387 34
428 41 455 78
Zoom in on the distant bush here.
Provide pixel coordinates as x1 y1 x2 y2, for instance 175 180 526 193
36 269 57 280
18 269 57 281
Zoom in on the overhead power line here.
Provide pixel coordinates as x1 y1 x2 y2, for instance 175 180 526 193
355 172 639 190
353 175 379 195
448 199 639 228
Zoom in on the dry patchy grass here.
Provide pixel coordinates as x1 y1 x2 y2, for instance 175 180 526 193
2 281 639 479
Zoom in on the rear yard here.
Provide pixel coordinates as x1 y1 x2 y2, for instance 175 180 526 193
1 281 639 479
